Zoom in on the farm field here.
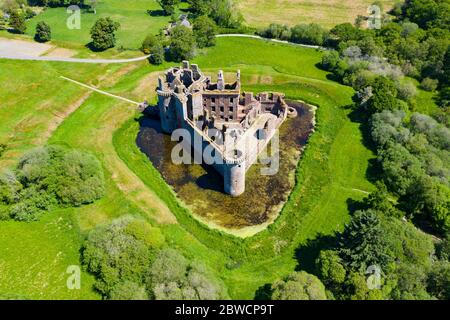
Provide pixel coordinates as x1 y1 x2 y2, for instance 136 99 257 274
0 37 377 299
236 0 396 29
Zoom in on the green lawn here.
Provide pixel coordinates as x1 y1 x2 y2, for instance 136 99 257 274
0 37 402 299
0 210 99 299
25 0 188 50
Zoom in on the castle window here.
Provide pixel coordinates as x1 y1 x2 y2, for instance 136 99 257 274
220 106 224 112
230 98 234 103
229 107 234 112
212 106 216 112
211 98 215 103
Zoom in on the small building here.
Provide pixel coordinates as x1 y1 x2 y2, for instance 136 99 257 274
164 14 192 36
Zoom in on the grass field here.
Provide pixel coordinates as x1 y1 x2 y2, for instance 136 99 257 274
236 0 396 29
24 0 188 50
0 36 396 299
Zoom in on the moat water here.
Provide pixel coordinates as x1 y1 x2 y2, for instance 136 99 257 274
136 101 315 230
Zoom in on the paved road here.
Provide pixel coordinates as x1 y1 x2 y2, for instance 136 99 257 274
0 34 323 64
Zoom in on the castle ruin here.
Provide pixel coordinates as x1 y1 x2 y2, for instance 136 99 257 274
156 61 296 196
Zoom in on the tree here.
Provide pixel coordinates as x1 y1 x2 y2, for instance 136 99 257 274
427 261 450 300
109 281 148 300
363 182 400 217
90 17 120 51
82 217 160 297
290 23 328 46
149 248 229 300
320 50 340 71
258 23 291 40
365 77 404 113
405 176 450 234
339 210 393 272
0 145 105 221
149 43 164 65
315 250 346 285
270 271 327 300
141 34 165 64
34 21 51 43
9 10 26 34
167 25 196 61
141 34 158 54
420 77 438 91
209 0 242 28
193 15 216 48
396 81 417 101
157 0 180 16
437 86 450 107
188 0 210 15
330 23 363 44
436 233 450 261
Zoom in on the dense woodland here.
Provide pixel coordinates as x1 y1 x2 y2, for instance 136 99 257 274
0 0 449 300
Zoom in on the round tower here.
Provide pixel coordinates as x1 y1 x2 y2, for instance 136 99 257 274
157 89 174 133
224 149 246 197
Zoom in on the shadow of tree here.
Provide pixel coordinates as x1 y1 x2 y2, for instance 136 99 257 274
294 234 338 274
347 105 382 184
254 283 273 300
147 9 168 17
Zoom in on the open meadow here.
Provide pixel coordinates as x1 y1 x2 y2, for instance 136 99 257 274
236 0 396 29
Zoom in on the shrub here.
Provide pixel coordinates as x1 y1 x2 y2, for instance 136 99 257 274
396 81 417 101
258 23 291 40
420 77 439 91
316 250 346 285
150 248 229 300
35 21 51 42
90 17 120 51
427 261 450 300
109 281 149 300
0 145 105 221
141 34 158 54
271 271 327 300
290 23 328 46
82 217 159 297
320 50 340 71
9 10 26 34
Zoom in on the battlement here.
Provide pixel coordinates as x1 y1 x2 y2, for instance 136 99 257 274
155 61 294 196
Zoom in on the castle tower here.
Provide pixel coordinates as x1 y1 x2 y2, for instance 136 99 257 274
223 149 246 196
157 77 176 133
217 70 225 90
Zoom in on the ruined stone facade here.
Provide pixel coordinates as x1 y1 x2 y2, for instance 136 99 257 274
156 61 294 196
